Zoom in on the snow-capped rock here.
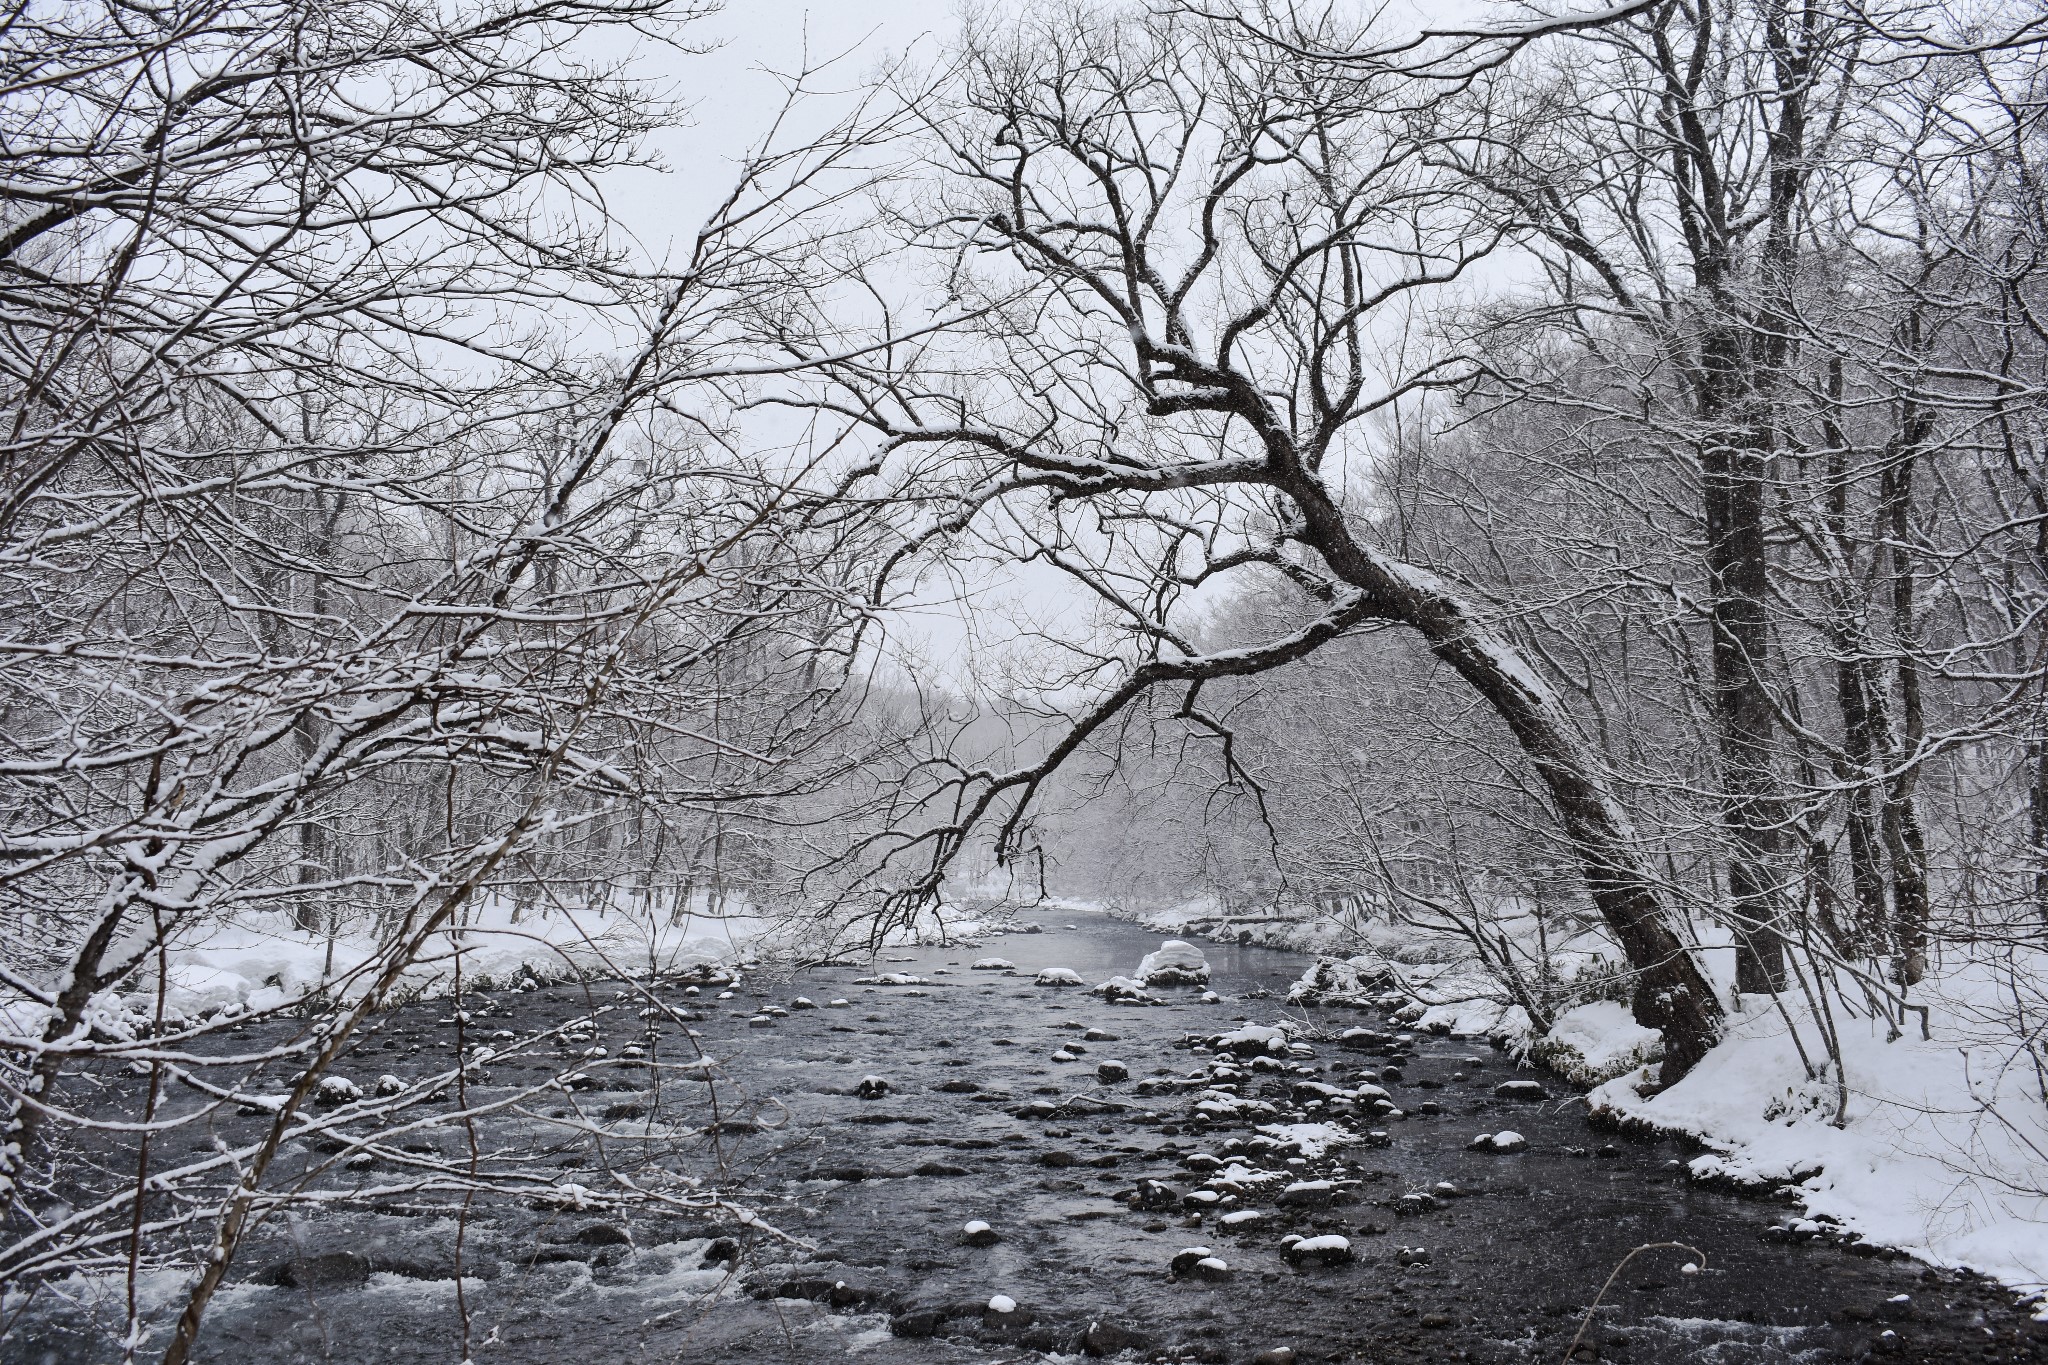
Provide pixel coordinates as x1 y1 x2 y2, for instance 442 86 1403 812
314 1075 362 1106
1467 1130 1528 1153
1034 967 1085 987
971 958 1015 971
1281 1234 1353 1267
1211 1023 1290 1058
1093 975 1164 1005
1137 939 1210 987
1528 1001 1663 1085
1287 956 1396 1007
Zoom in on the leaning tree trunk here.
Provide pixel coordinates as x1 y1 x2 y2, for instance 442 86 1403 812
1285 475 1726 1079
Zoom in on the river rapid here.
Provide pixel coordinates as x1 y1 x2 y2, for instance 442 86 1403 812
11 911 2044 1365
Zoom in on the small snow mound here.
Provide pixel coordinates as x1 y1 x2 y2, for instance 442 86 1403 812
1034 967 1085 987
1530 1001 1663 1085
971 958 1015 971
987 1294 1017 1314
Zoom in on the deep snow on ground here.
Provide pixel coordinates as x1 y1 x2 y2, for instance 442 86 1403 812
1587 986 2048 1308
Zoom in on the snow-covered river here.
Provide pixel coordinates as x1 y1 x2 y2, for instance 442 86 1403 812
16 912 2043 1363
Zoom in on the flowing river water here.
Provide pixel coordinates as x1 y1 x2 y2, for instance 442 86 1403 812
11 911 2045 1364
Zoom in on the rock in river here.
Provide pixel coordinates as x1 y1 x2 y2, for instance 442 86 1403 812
1281 1234 1353 1268
1136 939 1211 988
1468 1129 1528 1153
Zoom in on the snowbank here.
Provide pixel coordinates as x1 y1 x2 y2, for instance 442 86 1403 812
121 900 767 1021
1589 987 2048 1305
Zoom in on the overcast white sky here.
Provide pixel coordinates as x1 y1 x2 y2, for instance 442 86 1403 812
618 0 1473 261
605 0 1480 680
608 0 947 264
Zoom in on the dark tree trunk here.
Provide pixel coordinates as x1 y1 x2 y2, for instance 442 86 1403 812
1699 341 1789 995
1880 386 1932 987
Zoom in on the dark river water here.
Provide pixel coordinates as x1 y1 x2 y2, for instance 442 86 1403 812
10 911 2045 1364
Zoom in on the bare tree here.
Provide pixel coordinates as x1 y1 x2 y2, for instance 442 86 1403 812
791 4 1725 1075
0 0 924 1353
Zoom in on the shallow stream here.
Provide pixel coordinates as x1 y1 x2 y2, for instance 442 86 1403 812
12 912 2044 1364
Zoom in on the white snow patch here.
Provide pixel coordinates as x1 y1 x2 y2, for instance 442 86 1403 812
1255 1122 1356 1160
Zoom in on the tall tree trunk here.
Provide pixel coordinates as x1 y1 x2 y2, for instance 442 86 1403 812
1880 414 1931 986
1820 368 1890 956
2031 690 2048 925
1699 341 1790 994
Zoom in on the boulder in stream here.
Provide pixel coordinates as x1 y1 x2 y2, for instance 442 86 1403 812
1136 940 1210 987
